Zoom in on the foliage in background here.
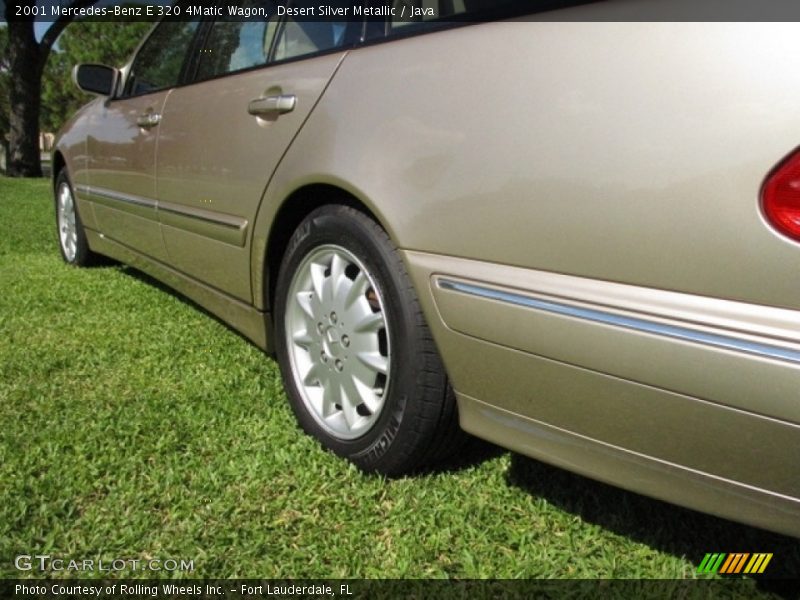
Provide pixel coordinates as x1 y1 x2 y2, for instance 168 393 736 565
4 2 97 177
41 20 151 133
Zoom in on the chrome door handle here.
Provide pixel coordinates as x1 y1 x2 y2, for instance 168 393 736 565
137 112 161 128
247 94 297 117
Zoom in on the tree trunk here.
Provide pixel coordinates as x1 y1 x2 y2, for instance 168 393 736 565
6 21 43 178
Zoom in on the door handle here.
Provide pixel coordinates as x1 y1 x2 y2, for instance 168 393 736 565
137 112 161 128
247 94 297 117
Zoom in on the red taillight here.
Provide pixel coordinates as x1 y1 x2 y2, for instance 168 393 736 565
763 148 800 242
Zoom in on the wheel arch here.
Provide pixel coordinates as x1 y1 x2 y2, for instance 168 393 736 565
51 150 66 189
259 183 392 323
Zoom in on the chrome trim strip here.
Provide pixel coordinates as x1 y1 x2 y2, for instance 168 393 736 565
438 279 800 366
79 185 246 230
158 199 247 231
76 184 156 210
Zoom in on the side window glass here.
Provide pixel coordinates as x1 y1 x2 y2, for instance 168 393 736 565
195 0 280 80
126 20 201 96
271 20 349 62
195 1 354 76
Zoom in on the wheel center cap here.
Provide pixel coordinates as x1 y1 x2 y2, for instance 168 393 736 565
322 327 343 358
326 327 340 344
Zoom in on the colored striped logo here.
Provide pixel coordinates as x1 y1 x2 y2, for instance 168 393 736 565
697 553 773 575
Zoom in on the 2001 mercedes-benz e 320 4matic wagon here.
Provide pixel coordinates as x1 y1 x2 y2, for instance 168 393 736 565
54 1 800 538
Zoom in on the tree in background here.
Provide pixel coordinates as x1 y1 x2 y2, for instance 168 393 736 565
1 26 10 165
41 20 150 134
4 1 102 177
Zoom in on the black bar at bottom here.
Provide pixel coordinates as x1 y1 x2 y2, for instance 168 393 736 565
3 578 799 600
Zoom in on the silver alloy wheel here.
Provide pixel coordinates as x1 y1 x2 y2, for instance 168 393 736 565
57 182 78 262
285 244 391 440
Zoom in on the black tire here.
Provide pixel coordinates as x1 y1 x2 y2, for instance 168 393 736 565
274 204 468 475
54 169 99 267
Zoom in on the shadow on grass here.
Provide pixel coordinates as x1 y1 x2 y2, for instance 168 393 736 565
119 264 505 475
118 265 263 348
506 454 800 595
418 438 506 476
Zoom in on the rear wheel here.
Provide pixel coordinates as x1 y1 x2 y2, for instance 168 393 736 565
274 205 466 475
55 170 98 267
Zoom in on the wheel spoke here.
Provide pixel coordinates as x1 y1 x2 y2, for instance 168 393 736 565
339 382 362 428
330 253 346 291
295 291 315 320
302 362 324 387
351 377 382 415
333 266 352 306
310 262 326 301
292 328 313 349
344 271 369 309
353 311 384 334
322 377 342 415
304 383 325 416
357 351 389 375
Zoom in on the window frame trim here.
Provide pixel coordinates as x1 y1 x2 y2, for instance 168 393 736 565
109 0 585 103
113 11 210 101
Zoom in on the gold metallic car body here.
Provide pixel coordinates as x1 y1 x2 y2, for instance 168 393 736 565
55 9 800 537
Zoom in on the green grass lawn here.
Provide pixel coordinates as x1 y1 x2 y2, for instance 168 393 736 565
1 176 798 589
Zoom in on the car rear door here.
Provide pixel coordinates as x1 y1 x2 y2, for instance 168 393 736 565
154 1 358 302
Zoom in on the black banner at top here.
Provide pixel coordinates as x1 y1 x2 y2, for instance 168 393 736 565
3 0 800 24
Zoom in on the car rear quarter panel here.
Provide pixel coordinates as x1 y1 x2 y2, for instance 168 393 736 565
256 20 800 535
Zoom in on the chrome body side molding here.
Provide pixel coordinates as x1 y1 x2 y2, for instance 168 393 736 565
438 279 800 366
